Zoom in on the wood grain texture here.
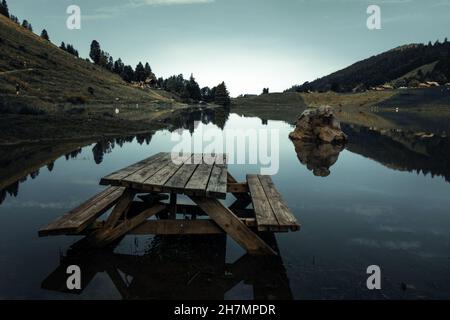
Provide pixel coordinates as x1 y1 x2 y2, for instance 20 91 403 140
190 196 276 255
39 187 125 236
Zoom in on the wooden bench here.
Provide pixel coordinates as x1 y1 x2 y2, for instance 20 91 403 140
39 187 126 237
247 175 300 232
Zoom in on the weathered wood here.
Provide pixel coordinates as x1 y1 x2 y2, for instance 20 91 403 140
227 183 249 193
104 189 136 229
122 153 172 188
39 187 125 237
100 153 163 186
206 156 228 199
258 175 300 231
164 154 200 192
190 197 276 255
169 192 177 219
90 204 166 247
185 154 216 196
132 220 224 235
247 175 278 231
143 154 191 192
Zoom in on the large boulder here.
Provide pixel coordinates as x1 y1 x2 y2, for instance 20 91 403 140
289 106 347 144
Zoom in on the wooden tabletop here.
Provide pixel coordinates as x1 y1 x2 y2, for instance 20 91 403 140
100 153 228 199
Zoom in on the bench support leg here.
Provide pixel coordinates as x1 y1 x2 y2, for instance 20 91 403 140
89 204 166 248
190 196 276 256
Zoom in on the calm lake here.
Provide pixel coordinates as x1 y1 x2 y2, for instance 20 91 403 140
1 110 450 299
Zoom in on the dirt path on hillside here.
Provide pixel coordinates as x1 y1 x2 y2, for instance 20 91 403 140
0 68 34 76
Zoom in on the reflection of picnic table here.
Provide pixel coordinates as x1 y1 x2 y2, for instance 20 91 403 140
39 153 300 255
41 234 293 300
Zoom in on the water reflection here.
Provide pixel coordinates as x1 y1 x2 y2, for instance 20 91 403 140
0 107 228 205
291 141 345 177
42 234 292 300
343 124 450 182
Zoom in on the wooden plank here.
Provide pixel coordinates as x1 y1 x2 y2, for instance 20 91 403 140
185 154 217 196
143 153 192 192
132 220 224 235
163 154 201 192
103 189 136 229
227 183 249 193
90 204 166 247
39 187 125 237
258 175 300 231
206 155 228 199
247 175 278 232
122 153 172 188
100 153 163 186
190 197 276 255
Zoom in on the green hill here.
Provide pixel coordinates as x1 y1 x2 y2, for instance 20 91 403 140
0 14 178 112
288 41 450 93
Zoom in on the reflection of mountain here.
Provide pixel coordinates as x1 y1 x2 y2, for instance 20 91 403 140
291 140 344 177
0 141 86 205
0 107 225 205
0 133 155 205
42 234 292 300
343 124 450 182
164 107 230 133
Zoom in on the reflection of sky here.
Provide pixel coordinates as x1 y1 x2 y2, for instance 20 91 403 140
1 114 450 298
9 0 450 95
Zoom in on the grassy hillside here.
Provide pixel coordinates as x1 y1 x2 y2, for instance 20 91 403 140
0 15 178 112
288 41 450 92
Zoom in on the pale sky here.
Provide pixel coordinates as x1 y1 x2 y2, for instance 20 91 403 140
8 0 450 96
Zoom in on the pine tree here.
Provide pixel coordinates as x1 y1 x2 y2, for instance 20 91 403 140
60 42 66 51
0 0 9 18
40 29 50 41
114 58 125 75
186 74 202 101
214 82 231 106
89 40 101 64
21 20 29 29
121 65 135 83
144 63 152 78
28 23 33 32
134 62 146 82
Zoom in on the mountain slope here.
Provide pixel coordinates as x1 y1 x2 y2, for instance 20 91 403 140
288 42 450 93
0 14 178 111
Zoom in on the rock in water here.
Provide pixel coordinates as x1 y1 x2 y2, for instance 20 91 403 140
289 106 348 144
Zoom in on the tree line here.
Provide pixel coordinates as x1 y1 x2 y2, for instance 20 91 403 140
89 40 230 105
1 0 231 106
287 39 450 93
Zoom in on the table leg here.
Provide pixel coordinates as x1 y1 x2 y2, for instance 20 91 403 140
190 196 276 255
169 192 177 219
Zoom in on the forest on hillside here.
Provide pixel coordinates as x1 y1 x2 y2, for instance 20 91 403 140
288 40 450 93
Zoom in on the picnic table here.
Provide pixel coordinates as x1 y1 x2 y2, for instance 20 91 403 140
39 153 300 255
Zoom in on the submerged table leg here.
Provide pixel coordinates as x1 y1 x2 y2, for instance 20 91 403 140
169 192 177 219
89 204 166 248
190 196 276 256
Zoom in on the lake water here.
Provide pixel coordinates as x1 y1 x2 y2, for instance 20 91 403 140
1 111 450 299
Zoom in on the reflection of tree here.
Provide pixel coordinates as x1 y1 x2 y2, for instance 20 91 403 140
29 169 40 179
92 141 114 165
64 148 82 160
166 107 230 133
292 140 344 177
135 133 153 146
0 181 19 205
47 161 54 172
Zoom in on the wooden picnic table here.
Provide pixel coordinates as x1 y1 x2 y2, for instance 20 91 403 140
39 153 300 255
